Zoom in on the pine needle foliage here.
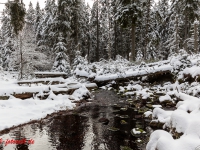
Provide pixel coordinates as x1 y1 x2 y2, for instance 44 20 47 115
8 0 26 35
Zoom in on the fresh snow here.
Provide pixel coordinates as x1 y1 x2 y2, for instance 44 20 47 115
1 54 200 150
159 94 172 102
0 96 75 131
0 72 92 131
181 66 200 78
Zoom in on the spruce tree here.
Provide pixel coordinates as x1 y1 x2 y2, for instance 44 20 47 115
181 0 199 51
0 9 16 71
26 2 35 28
186 20 199 53
52 33 71 74
89 1 99 62
157 0 170 59
34 2 42 33
115 0 142 61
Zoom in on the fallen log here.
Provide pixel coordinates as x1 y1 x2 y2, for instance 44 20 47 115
1 83 98 100
178 73 200 84
91 70 173 86
17 78 66 86
34 72 68 79
14 93 34 99
0 96 10 100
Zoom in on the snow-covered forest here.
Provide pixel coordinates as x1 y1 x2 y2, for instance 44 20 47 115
0 0 199 73
0 0 200 150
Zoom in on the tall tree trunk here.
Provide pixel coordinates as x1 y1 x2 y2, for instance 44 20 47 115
114 21 117 60
87 34 90 62
194 22 198 53
184 16 188 51
175 16 179 53
96 0 99 62
144 0 150 60
19 34 23 80
130 23 136 61
120 27 123 57
107 1 111 60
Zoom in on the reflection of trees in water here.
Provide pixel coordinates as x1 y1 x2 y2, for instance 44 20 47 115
10 127 29 150
0 144 3 150
15 143 29 150
47 114 88 150
101 107 138 150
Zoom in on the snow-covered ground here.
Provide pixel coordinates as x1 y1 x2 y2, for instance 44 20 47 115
1 52 200 149
79 52 200 150
0 70 91 132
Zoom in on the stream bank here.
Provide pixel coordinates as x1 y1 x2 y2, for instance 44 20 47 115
0 89 151 150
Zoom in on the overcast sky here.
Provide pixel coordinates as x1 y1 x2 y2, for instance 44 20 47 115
0 0 94 13
0 0 160 18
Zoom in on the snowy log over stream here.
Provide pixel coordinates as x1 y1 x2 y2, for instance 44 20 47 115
0 80 97 100
34 72 69 79
91 64 173 84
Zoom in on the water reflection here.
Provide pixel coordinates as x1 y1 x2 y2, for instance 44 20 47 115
0 90 148 150
48 114 88 150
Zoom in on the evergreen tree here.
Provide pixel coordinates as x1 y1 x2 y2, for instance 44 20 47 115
142 0 153 60
34 1 42 34
70 0 90 61
36 0 57 48
81 3 90 58
115 0 142 61
52 33 71 74
89 1 99 62
157 0 170 59
165 14 182 54
1 38 14 70
180 0 199 50
99 0 108 59
0 4 17 71
99 0 115 60
25 2 35 29
186 20 199 53
1 9 14 42
72 50 88 70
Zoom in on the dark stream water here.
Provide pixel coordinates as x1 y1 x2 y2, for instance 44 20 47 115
0 90 149 150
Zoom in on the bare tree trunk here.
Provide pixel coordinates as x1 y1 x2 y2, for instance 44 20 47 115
75 13 79 46
107 1 111 60
19 33 23 80
96 0 99 62
175 16 179 53
194 22 198 53
87 34 90 62
120 27 123 57
130 23 136 61
144 0 151 60
114 21 117 60
184 16 188 51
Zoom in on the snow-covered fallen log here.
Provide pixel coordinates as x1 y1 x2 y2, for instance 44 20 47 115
0 83 98 100
16 77 67 85
93 68 173 84
34 72 69 79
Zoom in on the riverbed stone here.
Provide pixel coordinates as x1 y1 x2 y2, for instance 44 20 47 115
99 118 109 125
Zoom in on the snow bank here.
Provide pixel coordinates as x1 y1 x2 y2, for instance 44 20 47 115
0 96 75 131
0 72 92 132
148 92 200 149
159 94 172 103
152 108 173 127
146 130 200 150
181 66 200 78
